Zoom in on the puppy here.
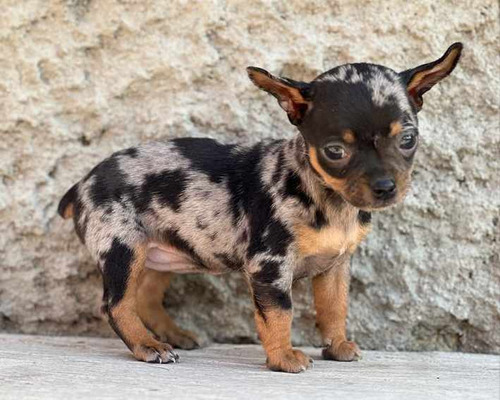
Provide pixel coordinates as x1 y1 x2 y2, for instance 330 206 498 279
58 43 462 372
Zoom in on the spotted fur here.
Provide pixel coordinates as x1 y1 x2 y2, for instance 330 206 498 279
59 42 462 372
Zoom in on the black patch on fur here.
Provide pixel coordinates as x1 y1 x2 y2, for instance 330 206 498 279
163 228 206 268
251 282 292 321
253 260 281 284
214 143 291 258
88 156 131 208
226 144 264 224
358 210 372 225
102 238 134 308
312 208 328 229
263 218 293 257
173 138 236 183
282 171 313 208
136 169 188 212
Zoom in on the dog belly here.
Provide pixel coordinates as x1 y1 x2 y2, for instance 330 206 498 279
145 243 221 274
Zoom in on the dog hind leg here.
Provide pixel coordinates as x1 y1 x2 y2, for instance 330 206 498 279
100 240 179 363
136 269 199 350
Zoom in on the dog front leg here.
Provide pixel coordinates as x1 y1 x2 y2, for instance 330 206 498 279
250 273 312 373
312 256 361 361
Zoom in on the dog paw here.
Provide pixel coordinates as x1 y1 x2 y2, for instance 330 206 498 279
164 329 200 350
133 341 180 364
322 340 361 362
267 349 313 373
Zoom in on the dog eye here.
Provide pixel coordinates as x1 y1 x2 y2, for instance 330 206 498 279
399 133 417 150
323 144 348 161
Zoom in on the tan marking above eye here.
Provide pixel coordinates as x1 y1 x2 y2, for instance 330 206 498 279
342 130 356 144
389 121 403 137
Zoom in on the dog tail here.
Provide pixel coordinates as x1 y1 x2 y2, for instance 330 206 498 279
58 183 78 219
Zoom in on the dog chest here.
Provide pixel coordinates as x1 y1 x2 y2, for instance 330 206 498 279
293 221 369 259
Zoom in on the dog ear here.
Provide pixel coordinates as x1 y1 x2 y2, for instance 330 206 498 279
247 67 312 125
400 42 463 111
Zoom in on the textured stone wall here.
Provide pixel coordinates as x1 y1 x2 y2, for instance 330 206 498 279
1 0 498 353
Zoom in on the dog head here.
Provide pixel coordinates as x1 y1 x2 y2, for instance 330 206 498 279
248 43 462 210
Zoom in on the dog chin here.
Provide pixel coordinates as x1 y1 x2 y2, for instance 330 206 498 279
346 197 399 212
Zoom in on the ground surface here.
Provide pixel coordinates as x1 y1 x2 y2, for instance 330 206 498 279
0 334 498 400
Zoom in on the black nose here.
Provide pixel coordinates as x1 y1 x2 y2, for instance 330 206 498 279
371 178 396 200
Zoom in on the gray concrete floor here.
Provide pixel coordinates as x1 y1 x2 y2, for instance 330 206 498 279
0 334 498 400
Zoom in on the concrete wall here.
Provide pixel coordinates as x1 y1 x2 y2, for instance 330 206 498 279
1 0 498 353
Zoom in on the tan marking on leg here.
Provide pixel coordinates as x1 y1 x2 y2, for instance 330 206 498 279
342 129 356 144
312 260 360 361
254 308 311 373
389 121 403 137
255 308 292 355
108 245 178 363
137 269 199 349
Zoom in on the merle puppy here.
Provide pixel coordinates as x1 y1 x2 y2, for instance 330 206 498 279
59 43 462 373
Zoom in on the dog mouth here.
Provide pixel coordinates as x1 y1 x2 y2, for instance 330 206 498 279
341 185 409 211
357 197 399 211
345 197 397 211
320 174 411 211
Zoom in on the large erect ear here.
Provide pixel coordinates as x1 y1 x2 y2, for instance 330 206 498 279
247 67 312 125
400 42 463 111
